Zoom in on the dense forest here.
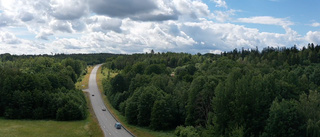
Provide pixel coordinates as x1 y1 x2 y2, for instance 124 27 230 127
0 56 88 120
0 53 118 65
103 43 320 137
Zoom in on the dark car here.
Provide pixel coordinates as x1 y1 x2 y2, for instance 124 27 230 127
114 122 122 129
92 94 94 96
102 107 106 111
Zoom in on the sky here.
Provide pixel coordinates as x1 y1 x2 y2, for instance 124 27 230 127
0 0 320 55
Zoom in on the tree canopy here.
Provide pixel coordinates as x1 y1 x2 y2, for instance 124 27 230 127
103 43 320 137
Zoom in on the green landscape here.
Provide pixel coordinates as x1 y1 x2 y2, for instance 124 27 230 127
102 44 320 137
1 44 320 137
1 0 320 136
0 55 104 136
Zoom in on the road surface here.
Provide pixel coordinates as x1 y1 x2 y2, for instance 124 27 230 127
87 64 133 137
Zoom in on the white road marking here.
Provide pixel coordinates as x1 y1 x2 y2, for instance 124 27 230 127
109 132 112 136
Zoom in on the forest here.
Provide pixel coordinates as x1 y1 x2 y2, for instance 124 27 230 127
103 43 320 137
0 56 88 120
0 53 117 65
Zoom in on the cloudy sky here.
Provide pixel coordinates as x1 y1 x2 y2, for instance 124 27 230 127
0 0 320 54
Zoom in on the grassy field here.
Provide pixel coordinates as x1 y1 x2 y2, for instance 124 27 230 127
0 118 90 137
96 66 176 137
0 93 103 137
0 65 103 137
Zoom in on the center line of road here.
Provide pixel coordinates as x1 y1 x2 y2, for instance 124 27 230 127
109 132 111 136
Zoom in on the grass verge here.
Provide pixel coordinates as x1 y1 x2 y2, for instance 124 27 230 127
96 65 176 137
76 66 93 90
84 92 104 137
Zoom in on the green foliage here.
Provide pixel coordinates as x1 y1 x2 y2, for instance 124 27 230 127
150 95 175 130
110 74 127 93
174 126 200 137
0 56 87 121
298 90 320 137
100 44 320 135
145 64 167 75
263 99 305 137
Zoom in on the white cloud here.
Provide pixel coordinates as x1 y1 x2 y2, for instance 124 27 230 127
0 31 21 44
0 0 318 55
237 16 293 27
212 0 227 8
174 0 212 20
311 22 320 27
86 16 122 33
50 0 88 20
36 29 53 40
0 12 17 27
306 31 320 44
213 9 236 22
210 50 222 54
50 20 74 33
19 11 34 22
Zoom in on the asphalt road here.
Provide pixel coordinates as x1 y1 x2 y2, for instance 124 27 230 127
87 64 133 137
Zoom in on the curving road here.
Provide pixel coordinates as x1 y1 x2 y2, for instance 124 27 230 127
87 64 133 137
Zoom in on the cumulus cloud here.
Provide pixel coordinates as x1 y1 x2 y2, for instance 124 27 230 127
36 29 53 40
86 16 123 33
88 0 212 22
0 12 16 27
88 0 156 18
213 9 236 22
0 0 318 55
174 0 212 20
50 0 88 20
212 0 227 8
311 22 320 27
19 11 34 22
50 20 74 33
0 31 21 44
306 31 320 44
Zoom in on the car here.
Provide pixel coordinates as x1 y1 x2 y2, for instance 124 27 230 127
92 94 94 96
114 122 122 129
102 107 106 111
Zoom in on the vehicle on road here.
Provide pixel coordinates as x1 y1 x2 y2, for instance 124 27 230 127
114 122 122 129
92 94 94 96
102 107 106 111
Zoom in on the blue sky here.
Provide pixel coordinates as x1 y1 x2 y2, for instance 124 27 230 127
0 0 320 54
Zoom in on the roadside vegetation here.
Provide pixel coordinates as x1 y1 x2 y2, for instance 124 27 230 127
76 66 93 90
0 57 87 120
0 117 90 137
0 55 105 137
97 66 175 137
102 44 320 137
0 94 103 137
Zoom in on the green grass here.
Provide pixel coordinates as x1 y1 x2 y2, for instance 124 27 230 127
0 118 90 137
76 66 93 90
96 66 176 137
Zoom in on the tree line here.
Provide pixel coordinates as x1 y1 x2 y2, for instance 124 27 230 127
103 43 320 137
0 53 119 65
0 56 88 120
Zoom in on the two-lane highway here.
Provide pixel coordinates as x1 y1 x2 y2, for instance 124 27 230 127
87 64 132 137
